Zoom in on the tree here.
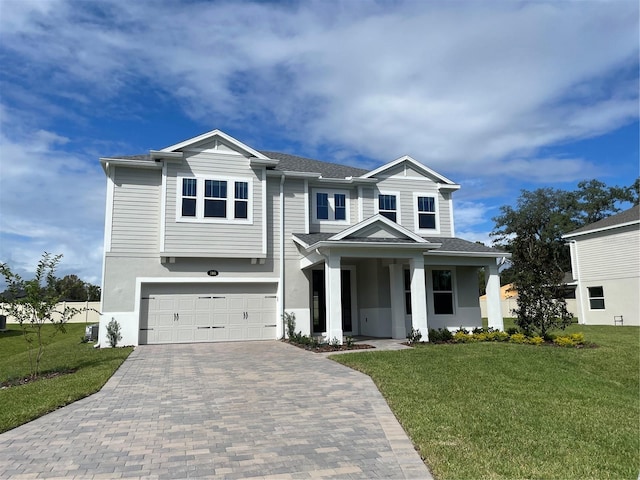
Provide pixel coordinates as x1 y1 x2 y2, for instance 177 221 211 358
0 253 80 379
492 188 576 335
55 274 101 301
574 179 634 225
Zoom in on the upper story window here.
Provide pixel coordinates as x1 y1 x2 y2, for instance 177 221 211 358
414 193 439 233
312 189 350 223
182 179 197 217
177 176 252 223
376 193 399 222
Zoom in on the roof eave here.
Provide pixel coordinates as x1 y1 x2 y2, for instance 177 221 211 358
426 250 511 258
305 241 442 253
562 220 640 239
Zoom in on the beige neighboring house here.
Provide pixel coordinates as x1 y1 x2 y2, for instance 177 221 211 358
562 205 640 326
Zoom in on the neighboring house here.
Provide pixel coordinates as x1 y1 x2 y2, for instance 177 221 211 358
479 281 578 319
98 129 508 346
563 205 640 326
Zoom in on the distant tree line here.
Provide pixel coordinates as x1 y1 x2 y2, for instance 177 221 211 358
1 273 100 302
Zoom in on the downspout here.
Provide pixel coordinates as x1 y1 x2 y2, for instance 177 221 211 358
571 240 587 325
279 174 286 338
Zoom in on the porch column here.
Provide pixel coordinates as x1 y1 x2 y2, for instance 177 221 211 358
409 254 429 341
388 263 406 339
485 262 504 330
325 253 343 344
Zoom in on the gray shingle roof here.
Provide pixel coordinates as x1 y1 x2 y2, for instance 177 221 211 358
260 151 369 178
293 233 507 254
564 205 640 236
104 150 368 179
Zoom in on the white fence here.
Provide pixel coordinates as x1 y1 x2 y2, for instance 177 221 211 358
0 301 102 324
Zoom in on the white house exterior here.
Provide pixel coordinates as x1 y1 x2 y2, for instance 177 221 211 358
563 205 640 326
98 129 507 346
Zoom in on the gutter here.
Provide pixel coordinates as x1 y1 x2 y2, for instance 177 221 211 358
279 174 286 339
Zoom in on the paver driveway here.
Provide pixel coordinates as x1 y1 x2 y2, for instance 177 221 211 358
0 341 432 479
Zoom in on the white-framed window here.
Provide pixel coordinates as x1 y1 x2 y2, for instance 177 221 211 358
587 286 605 310
311 189 350 223
375 191 400 223
176 176 253 223
432 269 454 315
413 193 439 233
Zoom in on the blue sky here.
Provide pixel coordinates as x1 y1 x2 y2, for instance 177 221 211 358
0 0 638 286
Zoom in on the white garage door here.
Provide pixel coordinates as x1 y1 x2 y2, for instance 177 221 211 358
139 283 278 344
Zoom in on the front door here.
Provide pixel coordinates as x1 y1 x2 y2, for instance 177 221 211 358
312 268 353 334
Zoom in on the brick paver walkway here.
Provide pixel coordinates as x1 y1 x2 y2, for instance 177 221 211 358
0 341 432 479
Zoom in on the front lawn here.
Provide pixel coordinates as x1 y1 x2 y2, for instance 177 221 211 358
0 323 132 433
333 324 639 479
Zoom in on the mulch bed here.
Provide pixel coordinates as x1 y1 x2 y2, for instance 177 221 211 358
284 341 375 353
1 369 77 389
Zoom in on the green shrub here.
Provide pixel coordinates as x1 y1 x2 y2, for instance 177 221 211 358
506 327 519 335
407 328 423 345
453 331 473 343
487 330 510 342
554 335 575 347
345 336 354 347
106 318 122 348
429 328 453 343
528 335 544 345
509 332 527 344
284 311 296 339
473 332 488 342
570 333 585 345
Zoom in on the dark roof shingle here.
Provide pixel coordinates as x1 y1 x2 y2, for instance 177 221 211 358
260 151 369 178
565 205 640 236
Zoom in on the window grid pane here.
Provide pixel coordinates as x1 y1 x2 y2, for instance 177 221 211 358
317 193 329 220
335 194 346 220
235 182 248 200
432 270 453 315
418 196 435 212
182 178 197 197
205 180 227 199
587 286 605 310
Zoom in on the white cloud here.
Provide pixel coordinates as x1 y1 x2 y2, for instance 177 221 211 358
0 0 636 177
0 0 637 284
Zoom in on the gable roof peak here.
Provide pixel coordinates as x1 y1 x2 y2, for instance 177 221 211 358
160 129 270 160
362 155 459 186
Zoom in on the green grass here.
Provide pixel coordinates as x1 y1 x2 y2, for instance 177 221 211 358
333 323 639 479
0 323 132 433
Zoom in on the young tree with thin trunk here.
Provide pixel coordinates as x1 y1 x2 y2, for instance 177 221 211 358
0 253 80 379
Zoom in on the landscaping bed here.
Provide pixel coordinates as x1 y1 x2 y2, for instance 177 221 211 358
284 339 374 353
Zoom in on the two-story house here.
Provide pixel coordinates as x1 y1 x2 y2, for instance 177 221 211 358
98 129 507 346
563 205 639 326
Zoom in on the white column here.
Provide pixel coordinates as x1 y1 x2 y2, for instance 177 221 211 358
409 254 429 341
325 253 343 344
388 263 406 339
485 262 504 330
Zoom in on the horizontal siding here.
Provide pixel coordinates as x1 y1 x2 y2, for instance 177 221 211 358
310 186 358 234
283 179 306 260
576 227 639 281
111 167 160 253
373 177 452 236
164 152 264 256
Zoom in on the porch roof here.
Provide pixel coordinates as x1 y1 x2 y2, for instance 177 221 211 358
293 233 508 257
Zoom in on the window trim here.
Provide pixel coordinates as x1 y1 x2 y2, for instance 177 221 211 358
374 190 401 223
428 267 456 316
176 175 253 224
413 192 440 234
311 188 351 224
587 286 605 310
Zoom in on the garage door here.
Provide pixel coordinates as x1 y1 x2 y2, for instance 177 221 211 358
139 283 278 344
